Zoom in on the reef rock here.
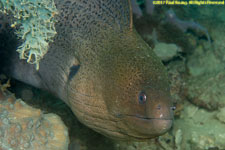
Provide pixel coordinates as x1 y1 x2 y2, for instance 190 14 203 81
173 101 225 150
0 86 69 150
187 46 224 77
184 71 225 111
153 42 181 62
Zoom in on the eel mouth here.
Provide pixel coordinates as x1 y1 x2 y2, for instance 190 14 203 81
128 114 173 121
116 114 173 139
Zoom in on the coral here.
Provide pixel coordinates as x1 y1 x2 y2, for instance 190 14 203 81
153 42 181 62
216 107 225 124
145 0 154 16
114 132 175 150
173 101 225 150
187 46 224 77
185 38 225 110
0 13 8 33
131 0 154 17
132 1 211 43
0 87 69 150
0 0 58 69
164 9 211 42
131 0 143 18
184 71 225 110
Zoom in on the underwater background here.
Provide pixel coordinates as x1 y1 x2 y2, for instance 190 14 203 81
0 0 225 150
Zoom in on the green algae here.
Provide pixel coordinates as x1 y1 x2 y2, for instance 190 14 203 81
0 0 58 69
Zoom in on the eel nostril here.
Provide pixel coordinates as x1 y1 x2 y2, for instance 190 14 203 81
171 106 176 111
157 105 161 110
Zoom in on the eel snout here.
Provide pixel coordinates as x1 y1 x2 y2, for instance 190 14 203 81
118 88 175 139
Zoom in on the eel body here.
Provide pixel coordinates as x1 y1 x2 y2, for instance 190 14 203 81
3 0 174 140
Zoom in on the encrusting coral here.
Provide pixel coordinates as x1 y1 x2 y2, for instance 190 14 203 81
132 0 210 43
0 0 58 69
0 84 69 150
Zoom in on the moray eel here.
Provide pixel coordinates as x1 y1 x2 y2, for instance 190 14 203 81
2 0 174 140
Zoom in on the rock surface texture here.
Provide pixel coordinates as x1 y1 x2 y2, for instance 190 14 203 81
0 85 69 150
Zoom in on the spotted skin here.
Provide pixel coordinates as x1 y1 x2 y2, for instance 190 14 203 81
6 0 174 140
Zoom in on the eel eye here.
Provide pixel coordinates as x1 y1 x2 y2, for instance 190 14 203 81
138 91 147 104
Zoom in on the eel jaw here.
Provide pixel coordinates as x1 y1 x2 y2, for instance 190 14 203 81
115 114 173 140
